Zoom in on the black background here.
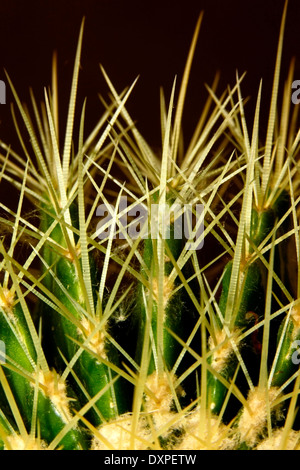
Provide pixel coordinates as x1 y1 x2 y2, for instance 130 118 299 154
0 0 299 154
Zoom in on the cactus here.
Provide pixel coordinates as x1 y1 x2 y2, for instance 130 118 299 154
0 1 300 450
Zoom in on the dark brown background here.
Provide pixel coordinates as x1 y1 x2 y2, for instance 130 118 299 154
0 0 299 156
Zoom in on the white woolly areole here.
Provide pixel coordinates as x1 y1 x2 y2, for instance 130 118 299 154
208 329 240 372
0 288 15 311
143 371 186 436
176 410 235 450
150 276 174 310
79 317 107 359
92 409 237 450
92 413 150 450
36 370 72 422
237 387 283 446
291 305 300 330
256 428 300 450
5 435 47 450
144 371 175 413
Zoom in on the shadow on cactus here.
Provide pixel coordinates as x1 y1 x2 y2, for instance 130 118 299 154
0 0 300 450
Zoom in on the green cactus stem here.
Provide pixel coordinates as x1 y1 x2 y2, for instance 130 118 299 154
39 197 131 426
0 288 88 449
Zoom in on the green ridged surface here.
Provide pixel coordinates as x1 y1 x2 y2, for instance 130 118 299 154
40 198 131 426
0 299 88 449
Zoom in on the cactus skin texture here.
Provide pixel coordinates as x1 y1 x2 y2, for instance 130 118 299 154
207 260 265 416
1 2 300 450
271 311 300 389
133 193 197 401
39 199 131 427
206 190 292 418
0 294 88 449
135 234 189 374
